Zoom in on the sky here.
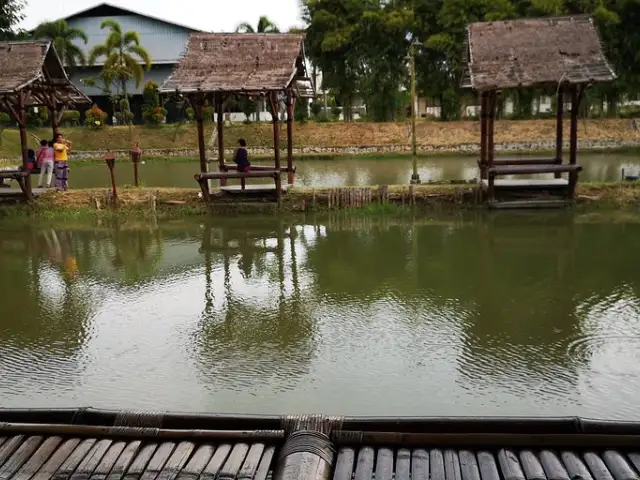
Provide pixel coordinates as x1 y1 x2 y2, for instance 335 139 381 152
19 0 304 32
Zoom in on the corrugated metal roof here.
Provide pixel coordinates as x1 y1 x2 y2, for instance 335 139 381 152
463 16 616 91
160 33 307 93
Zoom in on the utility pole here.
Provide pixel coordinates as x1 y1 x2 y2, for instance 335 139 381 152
410 40 420 184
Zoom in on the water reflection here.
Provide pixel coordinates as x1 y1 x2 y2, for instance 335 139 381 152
0 213 640 417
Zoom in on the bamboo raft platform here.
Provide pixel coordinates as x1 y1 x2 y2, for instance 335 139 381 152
1 410 640 480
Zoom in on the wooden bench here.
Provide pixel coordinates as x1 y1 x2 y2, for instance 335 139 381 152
0 169 29 194
488 164 582 177
194 170 283 204
490 157 559 166
222 163 296 174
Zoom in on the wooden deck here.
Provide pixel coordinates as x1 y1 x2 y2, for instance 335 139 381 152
0 435 276 480
0 188 45 198
480 179 569 188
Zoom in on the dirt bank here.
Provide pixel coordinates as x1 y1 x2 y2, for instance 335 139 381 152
2 182 639 219
1 119 638 159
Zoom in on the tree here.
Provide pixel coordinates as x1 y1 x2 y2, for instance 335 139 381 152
88 19 152 124
0 0 25 40
235 16 280 33
235 16 280 121
33 20 88 69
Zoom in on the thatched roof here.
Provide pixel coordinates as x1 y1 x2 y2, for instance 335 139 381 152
0 41 90 106
462 15 616 91
160 33 313 95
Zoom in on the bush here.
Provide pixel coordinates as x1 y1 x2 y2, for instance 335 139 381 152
26 107 48 127
0 112 11 147
62 110 80 126
294 99 309 123
142 80 167 125
310 100 323 119
330 104 341 120
316 111 331 123
143 105 168 126
85 104 108 128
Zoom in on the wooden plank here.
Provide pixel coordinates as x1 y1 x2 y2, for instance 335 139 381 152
200 444 231 480
198 171 278 180
540 451 570 480
626 454 640 477
489 164 581 176
375 448 394 480
90 442 127 480
481 179 570 188
139 443 176 480
411 450 429 480
0 439 5 451
519 451 545 480
431 450 446 480
122 444 158 480
32 439 81 480
219 184 289 193
236 444 264 480
477 452 501 480
333 448 355 480
155 442 195 480
445 450 462 480
354 447 375 480
0 436 26 468
498 450 526 480
53 439 98 480
174 445 215 480
0 436 43 480
218 444 249 480
105 442 141 480
602 451 639 480
492 158 558 166
459 451 481 480
12 436 62 480
252 446 274 480
69 439 112 480
583 453 614 480
561 452 593 480
488 200 570 210
396 449 411 480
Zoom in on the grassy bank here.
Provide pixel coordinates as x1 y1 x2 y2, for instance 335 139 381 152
1 118 638 159
2 182 640 220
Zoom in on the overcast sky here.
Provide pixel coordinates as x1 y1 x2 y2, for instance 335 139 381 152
19 0 304 32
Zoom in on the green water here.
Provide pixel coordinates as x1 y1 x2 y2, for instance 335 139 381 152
1 212 640 418
65 152 640 188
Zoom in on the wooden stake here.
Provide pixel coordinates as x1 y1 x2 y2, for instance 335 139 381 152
286 91 295 185
555 85 564 178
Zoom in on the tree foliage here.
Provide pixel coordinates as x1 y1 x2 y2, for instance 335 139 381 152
0 0 25 40
235 16 280 33
33 20 88 69
301 0 639 121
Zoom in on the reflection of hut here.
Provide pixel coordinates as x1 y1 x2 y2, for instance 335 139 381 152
160 34 314 201
0 41 90 199
462 16 615 207
195 221 315 391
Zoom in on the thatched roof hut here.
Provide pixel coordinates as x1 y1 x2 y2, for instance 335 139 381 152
462 15 616 91
160 33 313 96
0 41 90 105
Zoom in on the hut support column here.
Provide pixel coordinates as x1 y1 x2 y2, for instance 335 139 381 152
270 92 282 207
479 92 488 180
216 94 227 186
555 85 564 179
569 85 584 195
192 94 209 198
7 92 32 200
286 91 295 185
486 91 496 202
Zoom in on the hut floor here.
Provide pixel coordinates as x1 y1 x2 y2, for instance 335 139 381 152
0 188 44 198
0 435 277 480
480 178 569 188
219 185 290 194
335 446 640 480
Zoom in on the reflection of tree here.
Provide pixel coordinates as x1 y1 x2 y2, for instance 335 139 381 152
195 220 316 392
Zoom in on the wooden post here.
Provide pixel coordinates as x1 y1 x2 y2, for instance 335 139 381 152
487 91 496 170
271 92 281 172
286 91 295 185
480 92 488 180
568 85 584 195
555 85 564 178
104 153 117 205
192 95 209 198
17 92 32 200
216 93 226 186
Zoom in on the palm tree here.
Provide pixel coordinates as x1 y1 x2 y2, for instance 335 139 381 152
235 16 280 33
235 16 280 121
88 19 151 123
33 20 88 69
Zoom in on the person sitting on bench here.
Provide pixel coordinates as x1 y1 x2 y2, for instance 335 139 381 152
233 138 251 189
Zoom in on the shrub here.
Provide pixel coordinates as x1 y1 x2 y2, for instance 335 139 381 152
27 107 48 127
294 99 309 123
142 80 167 126
330 104 341 120
0 112 11 147
85 104 108 128
310 100 323 119
316 111 331 123
62 110 80 126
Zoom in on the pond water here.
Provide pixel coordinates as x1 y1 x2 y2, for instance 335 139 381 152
1 212 640 418
67 152 640 189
